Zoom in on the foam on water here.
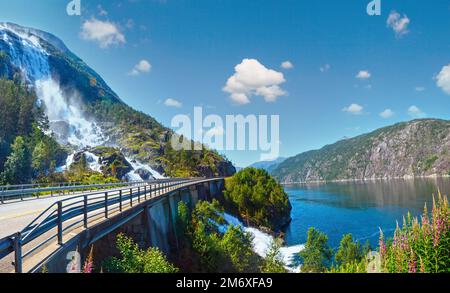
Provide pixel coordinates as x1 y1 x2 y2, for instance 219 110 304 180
55 152 75 173
84 151 103 173
35 79 106 147
221 213 303 272
126 157 165 180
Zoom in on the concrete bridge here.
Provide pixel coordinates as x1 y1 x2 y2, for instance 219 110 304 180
0 178 225 273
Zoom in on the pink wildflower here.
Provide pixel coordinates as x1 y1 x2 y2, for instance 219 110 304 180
83 246 94 273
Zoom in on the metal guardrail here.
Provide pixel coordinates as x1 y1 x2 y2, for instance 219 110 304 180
0 180 150 204
0 177 220 273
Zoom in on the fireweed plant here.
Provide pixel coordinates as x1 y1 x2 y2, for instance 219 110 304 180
379 193 449 273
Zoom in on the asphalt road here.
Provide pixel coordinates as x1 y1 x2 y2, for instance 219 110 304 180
0 187 133 238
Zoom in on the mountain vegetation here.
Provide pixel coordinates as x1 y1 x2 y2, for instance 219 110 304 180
224 168 292 232
103 234 179 273
175 200 287 273
273 119 450 183
0 79 67 184
87 100 235 178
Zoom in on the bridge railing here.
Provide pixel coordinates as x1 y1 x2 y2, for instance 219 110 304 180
0 180 151 204
0 177 218 273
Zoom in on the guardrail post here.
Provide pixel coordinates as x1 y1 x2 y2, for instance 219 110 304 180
57 201 63 245
13 232 22 273
1 186 4 204
83 195 88 229
105 192 109 219
144 185 147 201
138 187 141 203
130 188 133 207
21 186 24 201
119 190 123 212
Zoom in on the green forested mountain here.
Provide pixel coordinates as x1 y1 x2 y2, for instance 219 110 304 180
0 23 235 183
272 119 450 183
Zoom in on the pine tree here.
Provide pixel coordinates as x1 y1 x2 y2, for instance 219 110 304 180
1 136 31 184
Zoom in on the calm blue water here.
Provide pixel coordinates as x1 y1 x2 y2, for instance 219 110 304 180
283 178 450 250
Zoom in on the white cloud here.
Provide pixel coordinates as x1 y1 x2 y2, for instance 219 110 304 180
380 109 395 119
408 105 426 118
436 64 450 95
128 59 152 76
387 11 410 37
343 103 364 115
320 64 331 73
223 58 287 104
415 86 425 92
164 98 182 108
356 70 371 80
281 61 294 69
80 18 126 48
255 86 287 102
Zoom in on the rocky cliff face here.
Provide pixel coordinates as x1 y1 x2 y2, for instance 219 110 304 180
272 119 450 183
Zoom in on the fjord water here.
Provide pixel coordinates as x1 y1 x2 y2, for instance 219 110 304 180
283 178 450 250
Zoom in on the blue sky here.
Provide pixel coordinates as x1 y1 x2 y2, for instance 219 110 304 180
1 0 450 167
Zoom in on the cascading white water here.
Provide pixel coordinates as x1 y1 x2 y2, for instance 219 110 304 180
0 25 106 148
220 213 304 272
34 79 106 147
126 157 165 180
1 24 163 179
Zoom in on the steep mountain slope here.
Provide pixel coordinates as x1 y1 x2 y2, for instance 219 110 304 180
0 22 235 181
272 119 450 183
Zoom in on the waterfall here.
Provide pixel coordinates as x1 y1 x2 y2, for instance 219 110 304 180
0 25 106 149
1 24 160 179
220 213 304 272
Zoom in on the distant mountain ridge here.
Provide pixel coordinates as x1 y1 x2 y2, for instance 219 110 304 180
272 119 450 183
249 157 286 173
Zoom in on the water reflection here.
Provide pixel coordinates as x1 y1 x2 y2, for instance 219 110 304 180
286 178 450 211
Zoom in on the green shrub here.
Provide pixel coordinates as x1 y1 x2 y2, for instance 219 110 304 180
103 234 178 273
299 228 333 273
224 168 291 231
260 239 287 273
